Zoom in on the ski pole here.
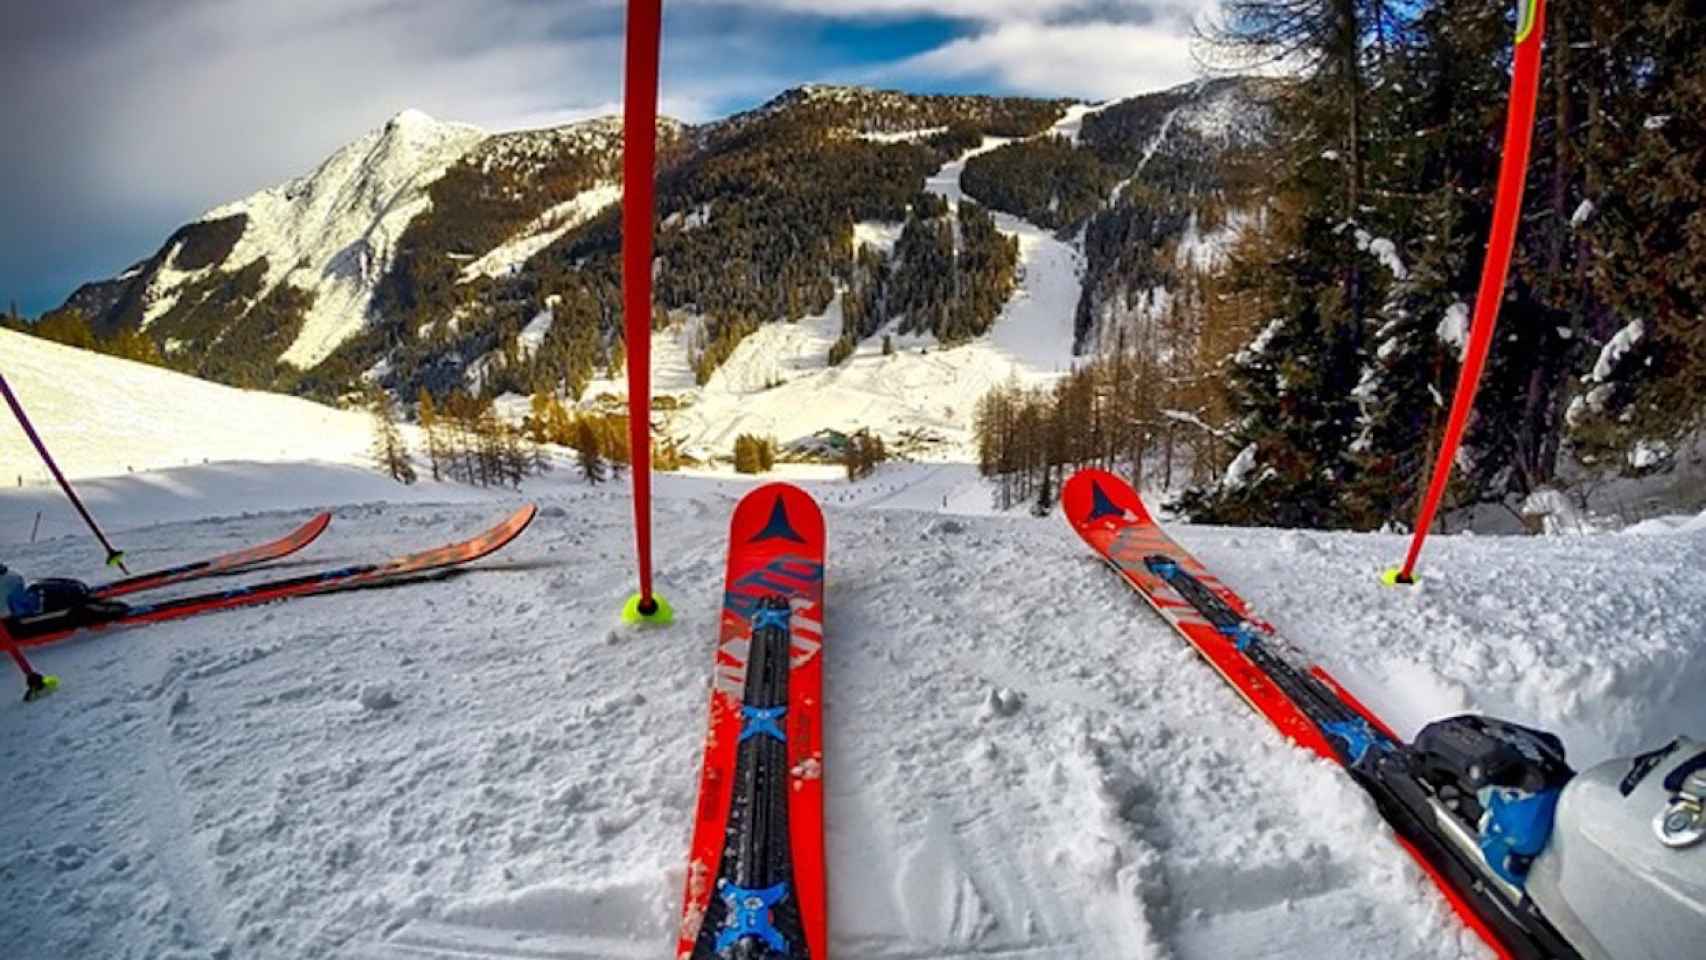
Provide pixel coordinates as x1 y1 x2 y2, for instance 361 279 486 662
618 0 672 625
1 621 55 702
1387 0 1546 585
0 370 128 573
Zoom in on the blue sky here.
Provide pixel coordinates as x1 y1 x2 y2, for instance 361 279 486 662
0 0 1215 317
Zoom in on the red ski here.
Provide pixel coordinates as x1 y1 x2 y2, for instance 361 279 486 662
677 483 827 960
93 511 333 598
1061 469 1342 758
1061 468 1575 960
6 505 535 649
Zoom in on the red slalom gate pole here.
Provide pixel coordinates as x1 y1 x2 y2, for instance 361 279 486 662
619 0 671 625
0 369 129 573
1388 0 1546 586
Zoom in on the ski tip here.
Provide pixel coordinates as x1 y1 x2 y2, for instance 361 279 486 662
1060 468 1153 529
620 591 675 626
1380 567 1419 587
730 482 826 553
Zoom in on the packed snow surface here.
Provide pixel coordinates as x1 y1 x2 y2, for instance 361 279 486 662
2 460 1702 960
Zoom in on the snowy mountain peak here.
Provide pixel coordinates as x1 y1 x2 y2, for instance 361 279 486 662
140 111 488 368
386 107 440 131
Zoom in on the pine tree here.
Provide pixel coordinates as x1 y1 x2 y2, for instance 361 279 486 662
1560 1 1706 472
527 388 552 443
473 400 504 488
843 429 887 481
1032 468 1054 517
733 435 763 474
368 391 417 485
499 423 528 489
1175 1 1409 527
828 335 855 366
545 396 573 446
574 419 607 484
656 434 684 472
417 387 444 481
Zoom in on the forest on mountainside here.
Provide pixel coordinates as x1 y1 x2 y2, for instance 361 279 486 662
15 90 1065 410
833 193 1020 357
315 91 1064 405
977 2 1706 531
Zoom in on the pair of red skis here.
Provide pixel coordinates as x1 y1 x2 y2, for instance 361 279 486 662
677 474 1561 960
4 505 536 649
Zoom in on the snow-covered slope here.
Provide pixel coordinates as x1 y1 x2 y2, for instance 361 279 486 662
0 327 400 482
1 461 1701 960
457 182 622 282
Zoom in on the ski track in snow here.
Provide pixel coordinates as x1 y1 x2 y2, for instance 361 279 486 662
3 462 1702 960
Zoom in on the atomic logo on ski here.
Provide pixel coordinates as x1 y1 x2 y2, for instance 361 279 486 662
1086 480 1129 522
752 495 807 544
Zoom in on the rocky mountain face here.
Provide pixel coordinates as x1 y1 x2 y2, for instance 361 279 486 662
51 79 1271 402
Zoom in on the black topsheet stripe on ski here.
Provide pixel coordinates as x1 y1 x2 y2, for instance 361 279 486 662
694 595 808 960
1145 553 1583 960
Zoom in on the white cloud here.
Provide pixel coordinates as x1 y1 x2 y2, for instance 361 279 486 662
885 19 1205 100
